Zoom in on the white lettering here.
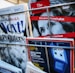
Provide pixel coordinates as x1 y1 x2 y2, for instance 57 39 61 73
37 3 43 7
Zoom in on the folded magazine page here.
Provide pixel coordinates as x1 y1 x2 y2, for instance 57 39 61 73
0 34 27 73
26 37 74 73
0 4 30 36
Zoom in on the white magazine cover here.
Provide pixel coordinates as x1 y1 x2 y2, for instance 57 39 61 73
0 4 30 36
0 34 28 73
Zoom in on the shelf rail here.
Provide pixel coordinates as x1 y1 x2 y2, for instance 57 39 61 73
0 42 75 49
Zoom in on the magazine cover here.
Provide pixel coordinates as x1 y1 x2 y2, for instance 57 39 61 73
0 34 27 73
26 37 74 73
0 4 30 36
30 3 75 38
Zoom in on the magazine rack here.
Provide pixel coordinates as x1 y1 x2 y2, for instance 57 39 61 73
0 2 75 73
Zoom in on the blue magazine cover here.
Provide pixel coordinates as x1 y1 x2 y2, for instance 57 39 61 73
26 37 74 73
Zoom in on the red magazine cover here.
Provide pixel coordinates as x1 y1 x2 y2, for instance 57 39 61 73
29 0 50 14
30 3 75 38
26 37 74 73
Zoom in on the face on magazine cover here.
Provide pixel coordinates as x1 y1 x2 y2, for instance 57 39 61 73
38 12 67 36
38 12 65 36
0 46 27 73
38 12 50 36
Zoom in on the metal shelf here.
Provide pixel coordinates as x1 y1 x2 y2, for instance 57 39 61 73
0 42 75 49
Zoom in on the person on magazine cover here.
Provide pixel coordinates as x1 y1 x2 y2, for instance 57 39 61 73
31 11 74 37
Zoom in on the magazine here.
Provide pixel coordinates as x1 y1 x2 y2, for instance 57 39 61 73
0 4 30 36
26 37 74 73
28 0 75 38
30 3 75 38
0 34 27 73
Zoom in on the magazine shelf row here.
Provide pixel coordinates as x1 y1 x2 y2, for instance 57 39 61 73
0 34 75 73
